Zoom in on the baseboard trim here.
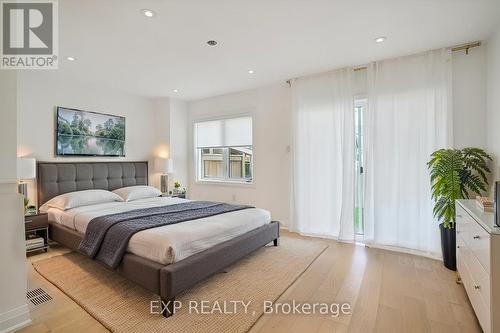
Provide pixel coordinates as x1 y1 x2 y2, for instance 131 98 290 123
284 228 442 261
287 229 353 242
0 304 31 333
363 243 442 261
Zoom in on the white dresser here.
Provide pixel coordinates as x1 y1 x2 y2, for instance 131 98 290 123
456 200 500 333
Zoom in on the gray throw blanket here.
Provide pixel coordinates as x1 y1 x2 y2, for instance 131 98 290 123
79 201 252 269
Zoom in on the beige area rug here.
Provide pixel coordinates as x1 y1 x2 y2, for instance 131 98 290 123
33 235 328 333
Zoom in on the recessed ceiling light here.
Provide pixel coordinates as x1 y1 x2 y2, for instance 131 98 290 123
141 9 155 18
375 36 387 43
248 70 255 74
206 40 218 46
66 56 76 61
172 89 179 93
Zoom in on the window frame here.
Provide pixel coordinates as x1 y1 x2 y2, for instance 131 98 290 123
193 113 255 186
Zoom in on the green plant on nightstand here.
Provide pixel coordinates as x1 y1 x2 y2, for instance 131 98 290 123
427 147 492 270
172 181 186 196
24 198 37 215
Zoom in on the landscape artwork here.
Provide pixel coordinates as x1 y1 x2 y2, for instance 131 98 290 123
56 107 125 156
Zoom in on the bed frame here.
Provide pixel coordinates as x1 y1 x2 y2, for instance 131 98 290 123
37 161 280 317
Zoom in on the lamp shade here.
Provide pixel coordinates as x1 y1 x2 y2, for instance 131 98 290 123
166 158 174 174
154 157 174 174
18 157 36 180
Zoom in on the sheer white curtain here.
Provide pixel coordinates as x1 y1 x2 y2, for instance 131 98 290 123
290 69 355 241
363 49 453 257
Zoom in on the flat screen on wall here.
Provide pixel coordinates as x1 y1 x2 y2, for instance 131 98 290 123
56 107 125 156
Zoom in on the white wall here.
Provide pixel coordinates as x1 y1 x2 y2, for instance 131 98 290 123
0 71 18 182
17 71 161 205
0 71 30 332
487 24 500 184
151 98 171 190
149 98 188 192
18 72 158 161
188 83 291 226
169 99 188 188
452 46 488 149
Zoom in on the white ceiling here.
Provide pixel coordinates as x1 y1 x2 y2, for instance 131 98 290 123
59 0 500 100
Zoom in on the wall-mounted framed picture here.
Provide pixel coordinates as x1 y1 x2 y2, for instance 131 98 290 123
56 106 125 157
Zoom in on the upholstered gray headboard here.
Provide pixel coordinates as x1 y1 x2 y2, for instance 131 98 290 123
37 162 148 205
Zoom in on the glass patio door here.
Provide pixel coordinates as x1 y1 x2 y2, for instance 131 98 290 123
354 99 366 235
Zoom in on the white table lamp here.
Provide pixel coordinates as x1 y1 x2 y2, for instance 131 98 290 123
18 157 36 198
155 158 174 194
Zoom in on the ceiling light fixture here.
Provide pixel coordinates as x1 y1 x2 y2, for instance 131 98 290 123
206 40 218 46
142 9 155 18
248 70 255 74
66 56 76 61
375 36 387 43
172 89 179 93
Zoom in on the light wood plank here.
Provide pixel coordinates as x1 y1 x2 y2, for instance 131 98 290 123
346 249 383 332
400 296 431 333
374 305 403 333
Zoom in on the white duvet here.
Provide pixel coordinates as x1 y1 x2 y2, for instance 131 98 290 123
47 197 271 265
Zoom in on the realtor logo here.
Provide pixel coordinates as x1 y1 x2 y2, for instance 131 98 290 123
1 0 58 69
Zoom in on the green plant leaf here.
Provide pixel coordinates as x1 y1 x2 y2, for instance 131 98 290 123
428 148 491 230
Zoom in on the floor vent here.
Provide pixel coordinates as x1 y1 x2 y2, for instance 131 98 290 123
27 287 52 306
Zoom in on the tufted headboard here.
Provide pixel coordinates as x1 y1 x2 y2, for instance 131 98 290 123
37 161 148 206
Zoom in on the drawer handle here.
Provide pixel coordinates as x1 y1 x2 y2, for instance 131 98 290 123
473 235 480 240
474 285 480 290
25 220 33 224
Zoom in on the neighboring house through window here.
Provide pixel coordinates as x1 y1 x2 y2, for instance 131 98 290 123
194 116 253 183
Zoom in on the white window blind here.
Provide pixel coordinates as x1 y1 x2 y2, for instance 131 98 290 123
195 117 252 148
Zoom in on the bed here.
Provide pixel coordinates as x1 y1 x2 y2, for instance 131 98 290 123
38 161 280 317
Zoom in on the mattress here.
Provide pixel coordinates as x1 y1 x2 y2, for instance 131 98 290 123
47 197 271 265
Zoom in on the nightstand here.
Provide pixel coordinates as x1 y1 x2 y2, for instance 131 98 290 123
161 192 186 199
25 212 49 254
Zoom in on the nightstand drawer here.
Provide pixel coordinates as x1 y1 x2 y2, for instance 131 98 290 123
25 214 48 230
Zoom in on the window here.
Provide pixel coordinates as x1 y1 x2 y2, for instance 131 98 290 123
195 116 253 183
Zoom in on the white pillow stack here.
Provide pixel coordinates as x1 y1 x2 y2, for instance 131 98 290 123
112 185 162 202
39 189 124 211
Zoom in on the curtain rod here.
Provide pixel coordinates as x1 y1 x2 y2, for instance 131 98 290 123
286 41 482 84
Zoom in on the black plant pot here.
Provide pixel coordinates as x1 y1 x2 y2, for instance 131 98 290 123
440 223 456 271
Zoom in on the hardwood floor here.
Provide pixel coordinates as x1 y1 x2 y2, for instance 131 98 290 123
20 231 481 333
20 246 108 333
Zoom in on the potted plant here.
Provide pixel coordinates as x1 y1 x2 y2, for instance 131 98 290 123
173 181 186 195
428 148 491 270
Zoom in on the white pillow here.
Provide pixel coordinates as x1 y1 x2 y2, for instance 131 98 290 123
112 185 162 202
40 189 123 211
